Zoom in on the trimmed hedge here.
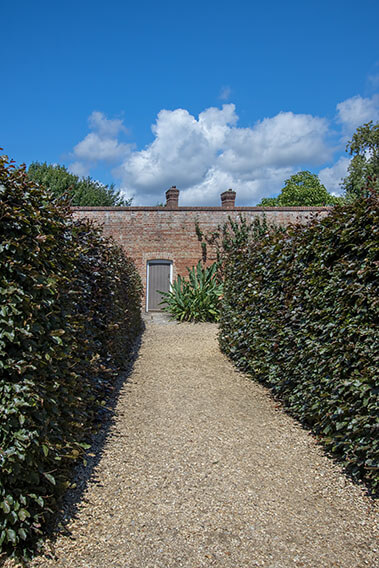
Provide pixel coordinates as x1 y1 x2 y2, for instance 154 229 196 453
219 193 379 494
0 155 142 558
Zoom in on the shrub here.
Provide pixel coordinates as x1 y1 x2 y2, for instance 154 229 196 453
195 215 272 270
219 193 379 494
160 261 223 322
27 162 132 206
0 154 142 558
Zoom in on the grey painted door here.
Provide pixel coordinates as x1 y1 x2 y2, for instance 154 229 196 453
148 262 171 311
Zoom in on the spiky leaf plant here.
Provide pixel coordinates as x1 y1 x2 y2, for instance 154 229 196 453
160 261 223 322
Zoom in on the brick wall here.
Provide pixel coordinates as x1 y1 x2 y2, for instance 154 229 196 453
73 198 330 311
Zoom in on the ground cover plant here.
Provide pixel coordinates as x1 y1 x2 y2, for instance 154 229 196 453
218 187 379 495
160 261 223 322
0 154 142 559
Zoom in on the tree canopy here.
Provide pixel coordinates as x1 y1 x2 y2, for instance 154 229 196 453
27 162 132 206
258 170 342 206
341 121 379 198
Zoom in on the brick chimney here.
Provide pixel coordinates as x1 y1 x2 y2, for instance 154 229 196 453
220 188 236 209
165 185 179 208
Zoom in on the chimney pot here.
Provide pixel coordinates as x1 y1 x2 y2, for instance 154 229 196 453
165 186 180 208
221 188 236 209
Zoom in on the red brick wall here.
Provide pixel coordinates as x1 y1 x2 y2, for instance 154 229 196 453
72 205 330 311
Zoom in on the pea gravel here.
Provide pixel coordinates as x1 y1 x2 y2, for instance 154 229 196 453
11 319 379 567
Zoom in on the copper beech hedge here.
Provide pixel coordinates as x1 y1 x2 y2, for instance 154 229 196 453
219 188 378 495
0 155 142 558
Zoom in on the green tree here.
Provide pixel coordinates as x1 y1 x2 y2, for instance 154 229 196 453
258 170 342 206
342 121 379 198
27 162 132 206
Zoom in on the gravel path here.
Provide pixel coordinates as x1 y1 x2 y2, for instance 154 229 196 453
26 322 378 567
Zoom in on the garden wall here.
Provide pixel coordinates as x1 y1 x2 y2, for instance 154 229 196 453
73 188 331 310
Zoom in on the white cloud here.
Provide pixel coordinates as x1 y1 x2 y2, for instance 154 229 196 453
69 111 131 175
74 132 130 162
114 105 332 205
218 111 330 173
115 105 238 195
70 94 377 205
336 94 379 134
88 111 127 137
69 161 90 177
178 165 295 206
318 156 350 195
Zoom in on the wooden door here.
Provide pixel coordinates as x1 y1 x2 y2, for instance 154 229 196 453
147 261 171 311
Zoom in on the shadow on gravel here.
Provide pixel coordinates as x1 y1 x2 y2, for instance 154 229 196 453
45 323 146 540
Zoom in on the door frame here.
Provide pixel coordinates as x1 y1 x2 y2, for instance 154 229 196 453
146 260 173 312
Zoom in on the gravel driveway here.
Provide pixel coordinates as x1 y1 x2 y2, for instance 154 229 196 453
24 320 378 567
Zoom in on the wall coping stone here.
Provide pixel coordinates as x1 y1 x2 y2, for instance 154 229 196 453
72 206 332 212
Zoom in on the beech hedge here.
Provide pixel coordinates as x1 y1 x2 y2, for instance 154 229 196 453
0 155 142 557
219 192 378 494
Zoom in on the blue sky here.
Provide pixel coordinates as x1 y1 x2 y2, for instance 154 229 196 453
1 0 378 205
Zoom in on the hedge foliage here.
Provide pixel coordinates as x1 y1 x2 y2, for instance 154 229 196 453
0 155 142 558
219 193 379 494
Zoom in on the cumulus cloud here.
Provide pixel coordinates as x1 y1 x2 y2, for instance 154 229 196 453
69 111 131 175
336 94 379 135
115 104 332 205
69 160 91 177
88 111 127 137
218 111 330 173
70 94 378 205
74 132 130 162
178 165 295 206
115 105 238 194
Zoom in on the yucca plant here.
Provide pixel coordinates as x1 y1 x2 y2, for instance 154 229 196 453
160 261 223 322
